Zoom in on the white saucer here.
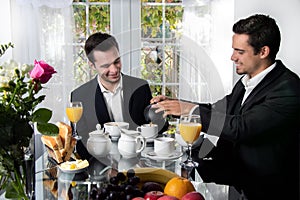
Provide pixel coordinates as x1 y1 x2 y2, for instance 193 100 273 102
144 151 183 161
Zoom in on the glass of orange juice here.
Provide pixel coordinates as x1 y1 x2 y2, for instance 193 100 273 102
66 101 83 140
179 114 202 169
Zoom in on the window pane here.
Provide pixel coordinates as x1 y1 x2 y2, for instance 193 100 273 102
89 4 110 34
73 4 86 44
73 45 95 84
72 1 111 86
165 5 183 37
141 5 163 38
90 0 110 2
141 1 183 97
166 85 179 98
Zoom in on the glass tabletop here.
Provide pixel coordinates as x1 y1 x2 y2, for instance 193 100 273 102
35 138 228 200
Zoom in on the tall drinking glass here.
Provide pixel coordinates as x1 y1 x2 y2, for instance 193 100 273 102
179 114 202 169
66 101 83 140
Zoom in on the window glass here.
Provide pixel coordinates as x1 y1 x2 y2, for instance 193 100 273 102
72 0 183 98
141 0 183 97
72 1 110 85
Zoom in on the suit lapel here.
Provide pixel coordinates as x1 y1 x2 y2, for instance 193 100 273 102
241 61 285 110
228 81 245 114
122 74 134 124
95 84 113 127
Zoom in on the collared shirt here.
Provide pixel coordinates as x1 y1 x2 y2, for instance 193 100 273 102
98 75 124 122
241 62 276 105
191 62 276 146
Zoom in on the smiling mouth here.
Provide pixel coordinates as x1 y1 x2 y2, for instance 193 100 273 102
109 74 120 79
234 63 241 69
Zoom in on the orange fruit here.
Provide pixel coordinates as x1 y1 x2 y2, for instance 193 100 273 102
164 177 195 199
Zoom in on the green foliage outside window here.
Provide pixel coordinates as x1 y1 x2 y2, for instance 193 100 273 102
72 0 183 98
141 1 183 97
73 1 110 84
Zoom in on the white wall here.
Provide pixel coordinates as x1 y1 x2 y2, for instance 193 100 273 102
233 0 300 82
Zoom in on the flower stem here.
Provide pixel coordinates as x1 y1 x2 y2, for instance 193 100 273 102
12 165 29 200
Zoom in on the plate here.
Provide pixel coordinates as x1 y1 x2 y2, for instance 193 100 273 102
144 151 183 161
58 160 89 174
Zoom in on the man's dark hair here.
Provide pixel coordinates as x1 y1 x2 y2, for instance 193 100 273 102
84 32 119 63
233 14 281 61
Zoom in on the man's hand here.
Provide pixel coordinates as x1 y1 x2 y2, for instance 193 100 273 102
150 95 171 104
151 99 196 117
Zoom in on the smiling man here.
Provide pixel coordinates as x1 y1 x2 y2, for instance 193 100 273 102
70 32 153 159
151 14 300 199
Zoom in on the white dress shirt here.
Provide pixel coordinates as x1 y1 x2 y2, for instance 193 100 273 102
192 62 277 146
241 62 276 105
98 75 124 122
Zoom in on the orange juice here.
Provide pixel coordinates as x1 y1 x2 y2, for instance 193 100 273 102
66 107 83 123
179 123 202 144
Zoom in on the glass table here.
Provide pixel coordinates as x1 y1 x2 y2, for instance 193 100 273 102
35 138 229 200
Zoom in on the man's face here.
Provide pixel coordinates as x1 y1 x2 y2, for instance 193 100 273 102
231 34 263 78
91 46 122 85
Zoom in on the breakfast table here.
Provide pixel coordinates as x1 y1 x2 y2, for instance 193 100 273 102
34 133 229 200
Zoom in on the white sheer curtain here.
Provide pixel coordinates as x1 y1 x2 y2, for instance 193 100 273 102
10 0 75 123
180 0 227 103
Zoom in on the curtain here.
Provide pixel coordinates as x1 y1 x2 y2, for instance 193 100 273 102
180 0 226 103
10 0 75 123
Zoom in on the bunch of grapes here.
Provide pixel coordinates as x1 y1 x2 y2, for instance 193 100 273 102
89 169 144 200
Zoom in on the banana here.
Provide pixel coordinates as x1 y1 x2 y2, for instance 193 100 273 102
132 168 179 185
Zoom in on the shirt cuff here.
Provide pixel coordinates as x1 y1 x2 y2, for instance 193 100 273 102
189 105 199 115
204 134 219 146
189 105 219 146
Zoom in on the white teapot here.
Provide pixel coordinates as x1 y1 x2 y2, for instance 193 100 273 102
87 124 112 158
118 130 146 158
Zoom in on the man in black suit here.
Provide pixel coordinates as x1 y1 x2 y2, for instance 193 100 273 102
71 32 153 159
151 14 299 199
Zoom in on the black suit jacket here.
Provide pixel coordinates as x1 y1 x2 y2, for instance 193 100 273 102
71 74 152 158
194 60 300 199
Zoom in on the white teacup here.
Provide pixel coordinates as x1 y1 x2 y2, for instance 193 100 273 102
104 122 129 141
136 124 158 139
154 137 175 156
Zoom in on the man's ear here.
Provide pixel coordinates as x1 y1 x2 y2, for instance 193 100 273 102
260 46 270 59
88 61 96 70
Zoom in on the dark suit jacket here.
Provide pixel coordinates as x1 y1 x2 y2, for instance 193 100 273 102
71 74 152 158
194 60 300 199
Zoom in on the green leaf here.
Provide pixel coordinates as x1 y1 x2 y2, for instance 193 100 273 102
37 123 59 136
32 108 52 123
5 182 24 199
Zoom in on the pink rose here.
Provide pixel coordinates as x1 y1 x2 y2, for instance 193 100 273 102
29 60 57 84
